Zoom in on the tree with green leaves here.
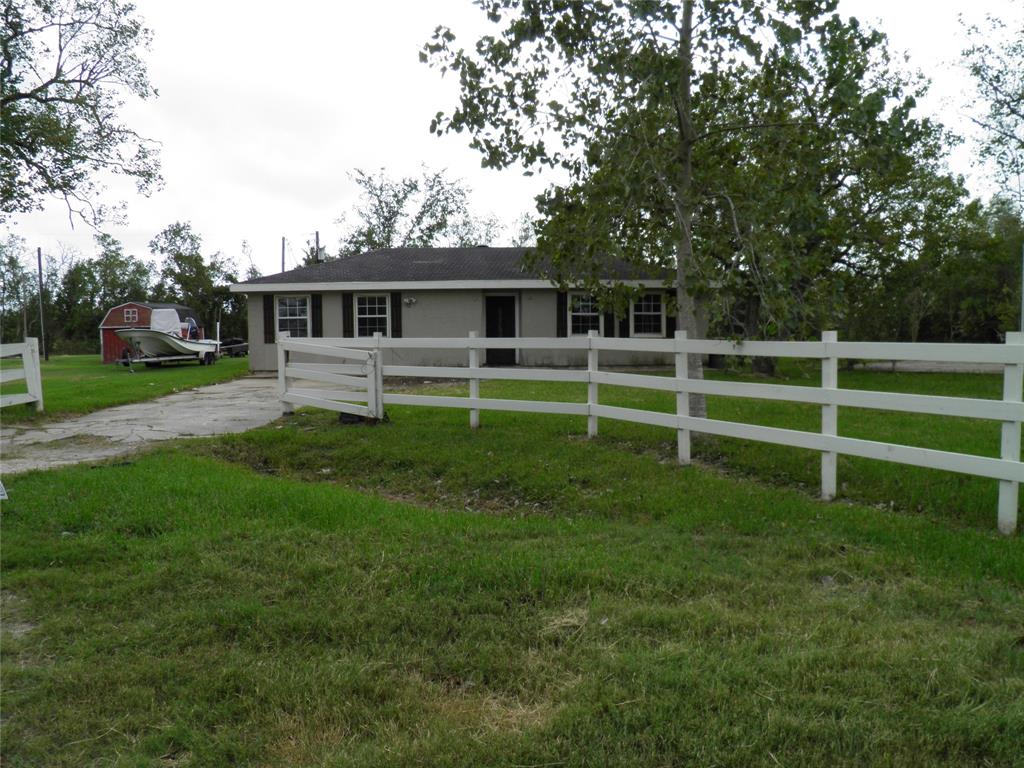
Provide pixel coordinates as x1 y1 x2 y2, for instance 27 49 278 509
52 255 99 346
150 222 245 338
0 232 31 342
49 233 151 351
738 14 961 332
843 197 1024 344
963 16 1024 208
91 233 151 307
1 0 161 223
336 167 503 256
424 0 962 398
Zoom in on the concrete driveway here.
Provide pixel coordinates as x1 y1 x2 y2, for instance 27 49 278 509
1 377 282 475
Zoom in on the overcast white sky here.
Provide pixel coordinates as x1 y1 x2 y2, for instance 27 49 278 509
6 0 1022 277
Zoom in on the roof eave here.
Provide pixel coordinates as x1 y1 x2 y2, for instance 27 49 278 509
229 278 670 294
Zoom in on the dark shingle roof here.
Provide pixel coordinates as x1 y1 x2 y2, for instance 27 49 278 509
238 247 663 285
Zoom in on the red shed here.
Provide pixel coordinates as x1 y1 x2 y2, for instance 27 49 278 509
99 302 204 363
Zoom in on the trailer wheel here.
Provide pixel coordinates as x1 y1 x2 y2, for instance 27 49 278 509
204 352 216 366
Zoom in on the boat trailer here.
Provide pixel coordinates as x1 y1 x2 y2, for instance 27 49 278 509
120 349 219 369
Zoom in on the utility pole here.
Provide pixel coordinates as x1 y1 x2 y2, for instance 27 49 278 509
315 230 321 263
36 247 47 361
281 236 285 273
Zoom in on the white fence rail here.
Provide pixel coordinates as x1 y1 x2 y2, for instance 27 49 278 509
278 331 1024 535
0 337 44 412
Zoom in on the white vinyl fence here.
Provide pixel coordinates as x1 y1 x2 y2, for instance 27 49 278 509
278 331 1024 535
0 337 44 413
277 334 383 420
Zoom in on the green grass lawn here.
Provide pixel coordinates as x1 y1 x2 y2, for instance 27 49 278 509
0 354 249 423
280 363 1009 531
2 366 1023 766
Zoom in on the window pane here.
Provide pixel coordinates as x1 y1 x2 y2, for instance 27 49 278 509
358 295 387 313
571 313 600 334
277 297 309 337
632 294 662 335
570 294 600 335
278 318 308 337
358 315 388 336
278 297 308 319
356 294 388 336
571 295 597 314
633 313 661 334
636 294 661 313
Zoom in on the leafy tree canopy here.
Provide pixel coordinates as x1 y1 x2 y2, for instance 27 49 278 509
91 232 151 307
150 222 240 332
0 232 32 341
963 16 1024 209
1 0 161 223
844 196 1024 343
336 167 503 256
423 0 961 344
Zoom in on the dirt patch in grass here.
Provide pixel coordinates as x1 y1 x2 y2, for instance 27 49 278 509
541 606 590 638
432 687 555 734
410 666 572 736
1 590 36 639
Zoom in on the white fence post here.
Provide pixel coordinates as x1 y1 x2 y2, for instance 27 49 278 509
365 351 379 420
821 330 838 500
373 332 385 419
277 332 293 415
675 330 690 464
469 331 480 429
24 336 43 412
587 330 599 437
998 331 1023 535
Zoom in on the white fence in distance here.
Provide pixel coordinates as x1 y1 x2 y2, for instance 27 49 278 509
0 337 44 413
278 331 1024 535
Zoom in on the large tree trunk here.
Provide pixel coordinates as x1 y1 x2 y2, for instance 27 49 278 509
675 0 707 419
676 241 708 418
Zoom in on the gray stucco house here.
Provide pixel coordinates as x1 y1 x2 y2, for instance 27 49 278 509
229 247 675 370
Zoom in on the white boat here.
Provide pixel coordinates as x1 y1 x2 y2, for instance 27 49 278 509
116 308 220 365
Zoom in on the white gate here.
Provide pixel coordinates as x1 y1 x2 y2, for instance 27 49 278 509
0 337 44 413
277 333 383 420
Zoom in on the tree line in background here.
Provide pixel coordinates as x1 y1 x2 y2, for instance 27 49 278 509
0 223 259 353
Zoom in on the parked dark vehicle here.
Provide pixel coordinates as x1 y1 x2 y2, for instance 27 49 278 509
219 338 248 357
